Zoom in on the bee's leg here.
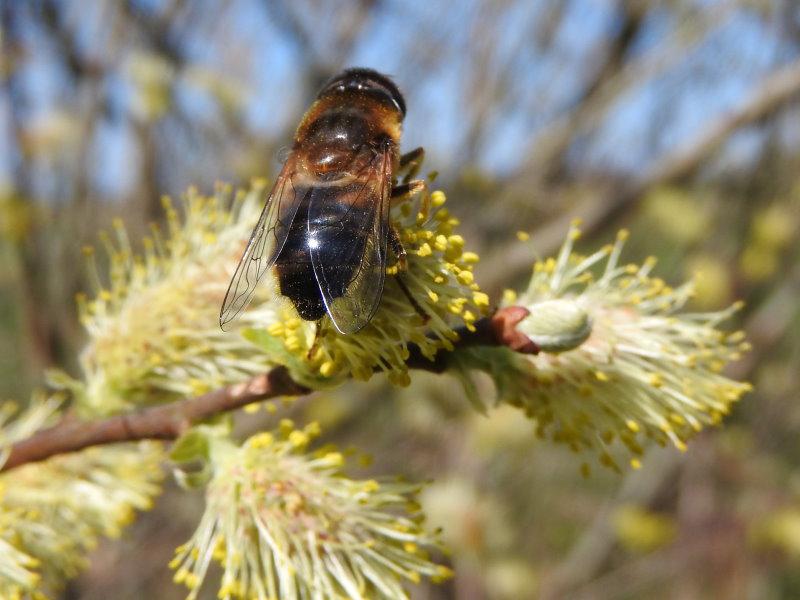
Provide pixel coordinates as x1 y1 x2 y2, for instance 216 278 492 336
390 179 426 201
307 320 324 360
389 225 430 324
388 225 408 272
395 276 430 324
399 147 425 183
391 179 431 219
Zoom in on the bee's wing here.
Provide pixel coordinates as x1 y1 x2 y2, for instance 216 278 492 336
308 149 392 334
219 158 303 330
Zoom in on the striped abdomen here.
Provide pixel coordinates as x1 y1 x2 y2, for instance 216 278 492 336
274 186 370 321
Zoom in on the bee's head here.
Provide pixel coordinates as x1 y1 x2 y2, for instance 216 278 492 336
318 68 406 118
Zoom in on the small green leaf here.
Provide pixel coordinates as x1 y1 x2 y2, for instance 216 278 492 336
169 429 211 464
169 425 232 489
242 328 342 389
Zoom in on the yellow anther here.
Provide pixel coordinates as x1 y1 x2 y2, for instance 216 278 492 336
362 479 380 492
250 432 274 448
472 291 490 307
323 451 344 467
457 270 474 285
448 234 464 248
430 190 446 206
503 288 517 304
319 361 336 377
289 430 310 448
417 243 432 257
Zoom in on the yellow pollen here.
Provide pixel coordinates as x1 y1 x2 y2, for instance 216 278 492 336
323 451 344 467
285 335 301 352
516 231 530 241
319 361 336 377
289 430 310 448
503 289 517 304
250 432 274 448
173 568 188 584
430 190 446 206
448 234 464 247
305 421 322 438
457 270 474 285
727 330 746 343
417 243 432 257
404 542 418 554
472 291 490 307
362 479 380 492
669 413 686 425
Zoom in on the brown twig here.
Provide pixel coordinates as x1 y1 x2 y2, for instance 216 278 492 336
1 307 537 473
1 366 308 473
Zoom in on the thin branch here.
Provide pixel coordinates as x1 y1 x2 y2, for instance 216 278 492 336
0 366 306 473
0 307 537 473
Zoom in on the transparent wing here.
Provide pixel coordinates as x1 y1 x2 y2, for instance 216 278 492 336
308 149 392 334
219 159 303 330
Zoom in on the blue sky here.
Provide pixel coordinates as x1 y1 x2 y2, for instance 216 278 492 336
1 0 797 201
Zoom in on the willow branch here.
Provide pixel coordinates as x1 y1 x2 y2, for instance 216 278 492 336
0 307 537 473
0 366 307 473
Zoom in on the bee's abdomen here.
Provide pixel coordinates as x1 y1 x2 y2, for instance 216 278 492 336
275 195 368 321
275 261 328 321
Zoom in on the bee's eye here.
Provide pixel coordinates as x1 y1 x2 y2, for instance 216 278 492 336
336 84 346 92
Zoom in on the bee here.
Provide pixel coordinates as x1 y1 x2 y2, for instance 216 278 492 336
219 68 425 334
